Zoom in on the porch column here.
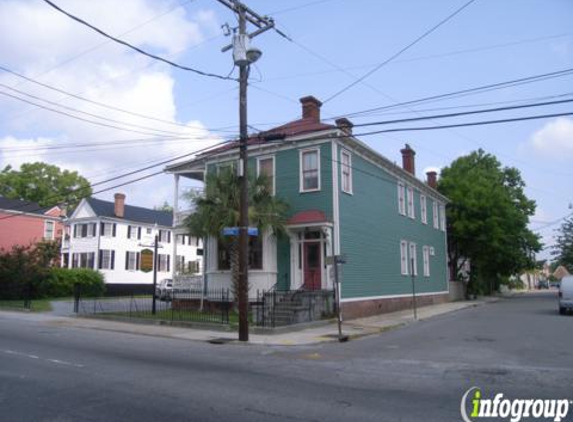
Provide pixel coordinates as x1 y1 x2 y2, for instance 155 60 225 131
172 174 180 279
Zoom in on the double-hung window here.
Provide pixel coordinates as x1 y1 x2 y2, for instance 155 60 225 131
341 150 352 194
176 255 185 272
433 201 439 229
300 149 320 192
409 243 418 276
407 186 415 219
101 222 115 237
99 249 115 270
257 156 275 195
158 254 170 272
423 246 430 277
44 221 55 240
159 230 171 243
439 205 446 231
420 194 427 224
398 182 406 216
125 251 139 271
400 240 409 275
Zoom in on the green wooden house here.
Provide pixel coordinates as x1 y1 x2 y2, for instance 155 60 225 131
166 96 449 319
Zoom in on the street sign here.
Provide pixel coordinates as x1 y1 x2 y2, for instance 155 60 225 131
222 227 258 236
326 254 347 265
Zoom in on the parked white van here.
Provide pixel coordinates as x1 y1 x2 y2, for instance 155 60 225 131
559 275 573 315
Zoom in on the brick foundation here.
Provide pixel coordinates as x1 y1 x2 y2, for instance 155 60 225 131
341 293 450 320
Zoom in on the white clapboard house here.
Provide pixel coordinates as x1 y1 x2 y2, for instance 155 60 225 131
61 193 202 284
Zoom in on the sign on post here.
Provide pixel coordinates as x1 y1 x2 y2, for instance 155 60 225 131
140 249 153 273
222 227 258 236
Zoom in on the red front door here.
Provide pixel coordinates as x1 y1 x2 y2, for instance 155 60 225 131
303 242 321 290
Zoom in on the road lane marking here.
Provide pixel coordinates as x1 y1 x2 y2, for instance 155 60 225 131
2 349 84 368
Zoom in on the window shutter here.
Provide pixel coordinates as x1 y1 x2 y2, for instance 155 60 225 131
98 250 103 269
137 227 141 240
127 226 131 239
112 223 116 237
168 231 171 243
111 250 115 270
167 255 171 272
73 225 77 237
136 252 140 270
100 222 104 236
125 252 129 270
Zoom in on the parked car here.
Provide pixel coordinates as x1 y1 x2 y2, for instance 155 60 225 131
155 278 173 301
549 280 560 289
537 280 549 289
559 276 573 315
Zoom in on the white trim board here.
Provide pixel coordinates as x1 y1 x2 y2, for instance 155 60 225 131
340 290 449 303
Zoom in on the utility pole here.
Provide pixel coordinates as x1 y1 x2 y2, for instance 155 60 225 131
152 234 158 315
217 0 275 342
237 3 249 342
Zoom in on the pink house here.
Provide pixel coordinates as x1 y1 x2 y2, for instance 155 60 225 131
0 197 65 251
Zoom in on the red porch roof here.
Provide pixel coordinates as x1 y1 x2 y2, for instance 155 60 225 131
287 210 329 225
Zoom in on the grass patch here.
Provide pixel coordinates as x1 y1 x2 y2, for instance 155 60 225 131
0 299 53 312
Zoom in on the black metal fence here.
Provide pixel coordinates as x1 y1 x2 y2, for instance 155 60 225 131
252 289 335 328
75 287 231 325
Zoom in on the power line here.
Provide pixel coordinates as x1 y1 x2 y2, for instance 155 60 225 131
0 140 233 220
0 65 232 132
347 98 573 129
41 0 235 81
0 90 185 138
0 83 192 138
22 0 197 86
322 0 477 103
331 67 573 120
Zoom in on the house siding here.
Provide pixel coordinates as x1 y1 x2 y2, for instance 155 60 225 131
337 148 448 300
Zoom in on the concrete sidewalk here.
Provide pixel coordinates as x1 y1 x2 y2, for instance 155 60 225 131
1 297 498 346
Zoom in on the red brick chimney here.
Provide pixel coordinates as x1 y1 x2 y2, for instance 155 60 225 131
426 171 437 189
300 95 322 123
114 193 126 218
335 117 353 135
400 144 416 175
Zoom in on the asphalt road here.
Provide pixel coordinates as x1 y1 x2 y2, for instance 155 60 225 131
1 291 571 422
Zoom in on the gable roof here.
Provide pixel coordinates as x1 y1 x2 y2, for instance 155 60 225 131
0 196 59 216
85 197 172 226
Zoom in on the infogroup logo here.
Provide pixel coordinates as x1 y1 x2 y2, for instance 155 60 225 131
460 387 571 422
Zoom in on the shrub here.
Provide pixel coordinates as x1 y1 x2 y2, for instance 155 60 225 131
41 268 105 298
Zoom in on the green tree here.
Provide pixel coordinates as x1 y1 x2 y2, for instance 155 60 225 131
438 149 541 294
154 201 173 213
552 216 573 273
184 168 288 299
0 162 91 209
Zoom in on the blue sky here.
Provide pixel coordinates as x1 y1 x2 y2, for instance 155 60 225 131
0 0 571 259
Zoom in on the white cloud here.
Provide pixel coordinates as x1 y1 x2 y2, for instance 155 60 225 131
528 117 573 159
0 0 222 208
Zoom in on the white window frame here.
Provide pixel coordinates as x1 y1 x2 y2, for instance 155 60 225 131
423 245 430 277
256 155 275 195
398 182 406 216
102 223 113 237
420 194 427 224
44 220 55 240
158 254 170 272
409 242 418 276
439 204 446 232
100 250 112 270
400 240 409 275
340 149 353 194
407 186 415 219
433 200 439 229
127 252 138 271
299 148 321 193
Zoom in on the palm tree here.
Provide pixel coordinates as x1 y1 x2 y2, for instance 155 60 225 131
184 167 288 300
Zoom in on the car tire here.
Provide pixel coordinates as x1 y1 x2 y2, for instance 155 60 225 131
560 307 566 315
